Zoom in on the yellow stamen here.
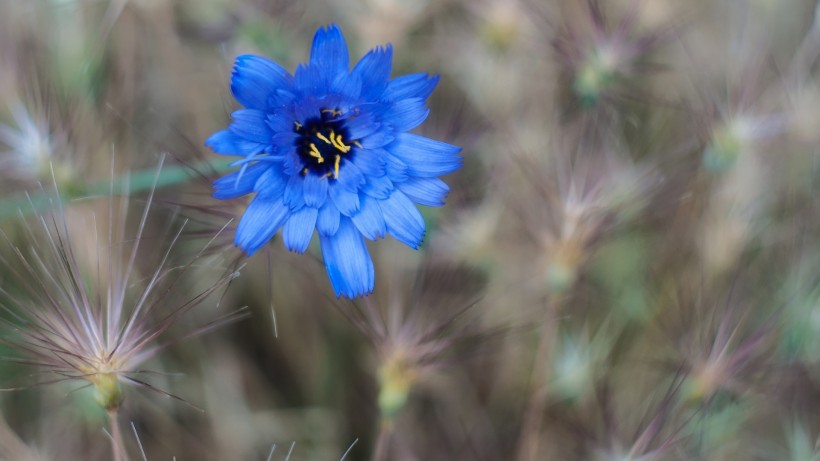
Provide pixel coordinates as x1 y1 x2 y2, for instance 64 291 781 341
334 154 341 179
321 108 342 117
315 132 332 144
331 133 351 153
309 143 325 163
294 121 303 130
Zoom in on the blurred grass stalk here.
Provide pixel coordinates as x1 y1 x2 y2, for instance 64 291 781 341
0 158 232 221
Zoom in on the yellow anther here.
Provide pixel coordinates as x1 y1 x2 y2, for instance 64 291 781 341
294 121 303 130
322 108 342 117
334 154 341 179
330 133 351 153
309 143 325 163
315 132 332 144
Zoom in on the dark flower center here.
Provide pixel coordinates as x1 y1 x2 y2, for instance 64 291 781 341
294 109 355 179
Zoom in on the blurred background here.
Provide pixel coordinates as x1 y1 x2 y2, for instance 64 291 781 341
0 0 818 459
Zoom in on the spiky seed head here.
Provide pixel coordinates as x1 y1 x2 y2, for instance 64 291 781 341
703 119 749 174
377 349 419 419
90 372 124 411
573 47 620 107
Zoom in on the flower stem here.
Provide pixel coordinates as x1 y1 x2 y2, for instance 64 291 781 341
372 418 392 461
108 409 128 461
515 295 561 461
0 158 234 222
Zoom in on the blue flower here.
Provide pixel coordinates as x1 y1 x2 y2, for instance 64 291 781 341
207 24 462 298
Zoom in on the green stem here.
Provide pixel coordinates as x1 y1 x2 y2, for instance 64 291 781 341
516 295 561 461
0 159 234 221
108 409 128 461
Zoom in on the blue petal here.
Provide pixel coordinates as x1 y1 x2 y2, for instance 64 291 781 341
284 174 306 211
254 167 288 198
266 112 296 133
317 201 341 236
344 110 382 139
351 45 393 99
310 24 350 84
384 154 408 182
382 73 439 102
213 163 267 199
229 110 273 143
303 173 329 208
360 130 395 149
283 147 305 176
380 190 425 249
283 207 318 253
231 55 294 111
350 148 386 177
206 130 267 157
362 174 394 199
351 195 386 240
330 181 361 216
235 196 290 255
331 72 362 100
397 177 449 207
383 98 429 132
270 131 300 149
294 64 324 95
336 159 365 192
387 133 462 178
319 218 374 298
270 88 296 109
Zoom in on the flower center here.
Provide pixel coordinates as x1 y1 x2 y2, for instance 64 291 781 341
294 109 355 179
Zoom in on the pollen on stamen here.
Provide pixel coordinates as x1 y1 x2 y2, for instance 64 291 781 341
331 133 351 153
321 108 343 117
309 143 325 163
293 110 357 179
316 132 332 144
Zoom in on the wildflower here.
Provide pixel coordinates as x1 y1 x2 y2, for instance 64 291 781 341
477 0 530 52
0 180 243 412
206 24 462 298
702 114 786 174
783 422 820 461
554 1 674 109
519 151 654 296
338 264 488 419
583 381 684 461
0 102 69 187
335 263 492 460
551 326 611 402
673 296 774 405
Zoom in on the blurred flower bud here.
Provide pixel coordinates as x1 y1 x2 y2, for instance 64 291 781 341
91 372 125 411
573 47 620 108
377 351 418 419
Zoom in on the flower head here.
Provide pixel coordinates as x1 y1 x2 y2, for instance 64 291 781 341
554 1 675 109
0 182 243 411
207 24 462 298
338 263 489 420
0 102 73 191
0 103 53 177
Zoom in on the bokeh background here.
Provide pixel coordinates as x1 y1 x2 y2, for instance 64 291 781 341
0 0 818 460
